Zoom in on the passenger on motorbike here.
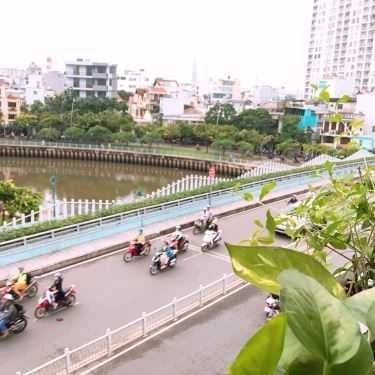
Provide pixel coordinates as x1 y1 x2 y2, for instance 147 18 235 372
208 218 220 245
134 228 146 255
160 240 174 268
50 272 65 305
201 206 213 227
12 266 29 300
0 294 17 338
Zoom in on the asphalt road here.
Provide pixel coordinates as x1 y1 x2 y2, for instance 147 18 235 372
1 200 289 375
93 286 265 375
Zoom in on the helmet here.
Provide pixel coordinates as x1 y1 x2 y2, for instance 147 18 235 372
54 272 62 279
18 266 24 273
212 218 218 225
162 239 168 245
3 293 14 301
139 228 144 233
175 225 181 230
206 205 210 209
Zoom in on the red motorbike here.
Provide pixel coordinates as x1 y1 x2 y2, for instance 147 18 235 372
34 285 77 319
123 240 152 262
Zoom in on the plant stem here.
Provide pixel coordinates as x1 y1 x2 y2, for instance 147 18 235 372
323 362 329 375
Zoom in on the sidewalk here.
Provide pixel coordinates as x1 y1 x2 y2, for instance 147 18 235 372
0 182 316 282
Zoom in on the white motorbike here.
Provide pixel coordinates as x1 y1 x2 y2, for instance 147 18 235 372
201 229 222 252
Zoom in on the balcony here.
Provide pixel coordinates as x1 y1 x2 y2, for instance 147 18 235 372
93 85 107 91
92 72 107 79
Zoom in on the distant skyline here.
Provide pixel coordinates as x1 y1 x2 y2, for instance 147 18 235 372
2 0 313 92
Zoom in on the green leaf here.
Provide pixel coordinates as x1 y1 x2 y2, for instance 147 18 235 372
287 353 323 375
337 95 350 104
265 210 276 233
243 191 254 201
225 244 346 299
254 219 264 228
279 270 361 365
228 313 286 375
319 89 330 103
350 118 364 129
259 181 276 201
344 288 375 333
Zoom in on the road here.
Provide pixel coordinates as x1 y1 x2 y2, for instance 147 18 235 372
93 287 265 375
1 200 289 375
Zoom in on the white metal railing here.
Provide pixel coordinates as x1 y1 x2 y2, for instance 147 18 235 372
0 158 373 253
17 273 244 375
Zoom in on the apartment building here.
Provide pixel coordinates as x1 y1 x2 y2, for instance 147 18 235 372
117 69 150 93
64 59 117 98
305 0 375 98
0 79 22 124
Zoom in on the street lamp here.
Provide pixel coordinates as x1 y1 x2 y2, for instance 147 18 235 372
70 97 75 127
135 190 145 228
216 103 222 126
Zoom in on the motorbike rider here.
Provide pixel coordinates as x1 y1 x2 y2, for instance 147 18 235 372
171 225 183 249
50 272 65 306
134 228 146 255
0 294 18 338
12 266 29 300
208 218 220 246
160 239 174 268
201 206 213 227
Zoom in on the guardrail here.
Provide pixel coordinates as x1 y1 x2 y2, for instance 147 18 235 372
0 139 244 163
17 273 244 375
0 158 372 253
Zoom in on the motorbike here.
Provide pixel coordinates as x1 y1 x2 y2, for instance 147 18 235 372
1 277 39 301
34 285 77 319
193 217 213 234
123 240 152 262
0 304 28 337
264 295 280 320
149 249 177 275
169 234 189 253
201 229 222 252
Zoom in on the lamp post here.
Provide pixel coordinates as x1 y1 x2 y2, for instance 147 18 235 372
208 165 216 206
216 103 222 126
135 190 145 228
70 97 75 127
50 175 57 218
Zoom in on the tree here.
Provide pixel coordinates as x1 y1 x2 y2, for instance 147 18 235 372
163 123 182 143
205 103 236 125
225 171 375 374
86 126 113 143
237 141 254 157
37 127 60 141
112 131 136 145
279 115 307 143
63 127 85 141
140 129 162 147
0 180 42 220
211 138 235 157
276 139 301 161
193 123 215 152
234 108 276 134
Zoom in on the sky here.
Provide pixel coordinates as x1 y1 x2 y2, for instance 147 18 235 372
1 0 313 92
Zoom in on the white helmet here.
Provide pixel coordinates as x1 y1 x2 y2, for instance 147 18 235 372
176 225 181 230
3 293 14 301
54 272 62 279
206 205 210 209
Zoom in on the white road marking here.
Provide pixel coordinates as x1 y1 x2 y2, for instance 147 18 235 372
182 253 201 262
203 251 231 264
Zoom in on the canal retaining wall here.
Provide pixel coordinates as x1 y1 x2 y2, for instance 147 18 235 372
0 144 248 177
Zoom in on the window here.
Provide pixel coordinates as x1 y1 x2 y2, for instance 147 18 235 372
86 79 93 89
372 126 375 133
73 78 80 88
8 114 16 120
73 66 79 75
8 101 16 108
97 66 106 74
97 79 106 86
86 66 92 76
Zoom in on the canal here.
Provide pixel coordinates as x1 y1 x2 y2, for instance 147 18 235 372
0 157 200 205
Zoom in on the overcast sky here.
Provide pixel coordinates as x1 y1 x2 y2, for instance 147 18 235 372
2 0 313 91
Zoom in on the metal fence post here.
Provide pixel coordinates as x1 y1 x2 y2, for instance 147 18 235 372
222 273 227 294
142 312 148 337
199 285 204 307
64 347 71 373
172 297 178 321
105 328 112 356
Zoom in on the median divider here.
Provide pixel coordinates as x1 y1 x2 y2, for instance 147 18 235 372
17 273 246 375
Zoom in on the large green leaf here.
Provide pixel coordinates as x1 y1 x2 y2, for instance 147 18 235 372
345 288 375 333
279 270 361 365
287 353 323 375
319 89 330 103
225 244 346 299
228 314 286 375
259 181 276 201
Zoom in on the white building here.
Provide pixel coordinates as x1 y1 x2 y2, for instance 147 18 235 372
117 69 150 93
24 63 44 105
64 59 117 98
357 93 375 135
206 76 241 104
305 0 375 98
315 78 355 99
